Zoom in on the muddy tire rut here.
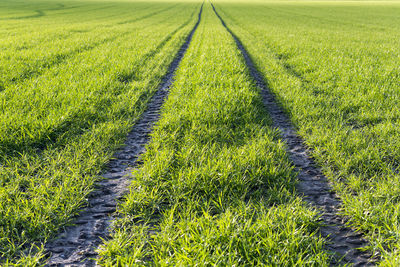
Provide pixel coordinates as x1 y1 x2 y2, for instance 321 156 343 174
44 3 203 266
211 3 376 266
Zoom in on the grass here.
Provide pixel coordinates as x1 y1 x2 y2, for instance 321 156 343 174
0 0 201 264
2 0 400 265
97 3 331 266
0 0 189 90
211 0 400 263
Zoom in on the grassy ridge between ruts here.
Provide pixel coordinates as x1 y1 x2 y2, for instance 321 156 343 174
0 1 201 265
212 0 400 264
97 3 331 265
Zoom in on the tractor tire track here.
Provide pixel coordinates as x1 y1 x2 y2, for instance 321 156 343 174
118 9 197 85
44 3 203 266
211 3 376 266
0 13 196 168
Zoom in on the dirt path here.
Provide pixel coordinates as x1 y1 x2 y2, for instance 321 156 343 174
44 4 203 266
211 3 375 266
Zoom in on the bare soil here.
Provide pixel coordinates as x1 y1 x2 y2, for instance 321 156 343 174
211 3 376 266
44 4 203 266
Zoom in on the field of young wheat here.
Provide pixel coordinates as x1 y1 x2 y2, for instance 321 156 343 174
1 0 399 265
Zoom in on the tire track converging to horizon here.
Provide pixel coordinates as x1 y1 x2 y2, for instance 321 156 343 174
211 3 376 266
0 16 196 162
45 3 203 266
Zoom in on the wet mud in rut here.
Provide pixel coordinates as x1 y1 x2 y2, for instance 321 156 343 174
211 3 376 266
45 4 203 266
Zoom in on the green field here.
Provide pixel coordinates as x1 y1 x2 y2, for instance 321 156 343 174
212 1 400 264
1 0 400 265
0 0 200 264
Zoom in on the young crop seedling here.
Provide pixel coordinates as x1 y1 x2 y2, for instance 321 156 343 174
97 3 331 266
